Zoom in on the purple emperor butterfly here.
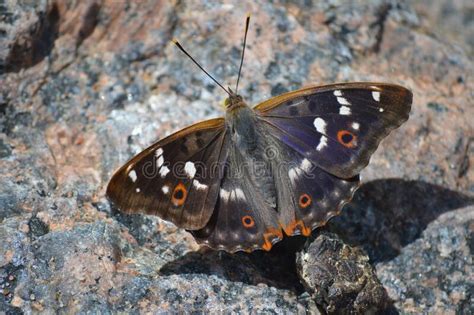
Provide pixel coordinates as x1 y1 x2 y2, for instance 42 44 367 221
107 16 412 252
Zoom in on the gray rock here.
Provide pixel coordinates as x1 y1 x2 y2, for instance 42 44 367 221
328 179 474 263
296 232 390 314
377 206 474 314
410 0 474 56
0 0 473 313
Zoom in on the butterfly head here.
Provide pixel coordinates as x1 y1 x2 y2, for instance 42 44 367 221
224 88 247 111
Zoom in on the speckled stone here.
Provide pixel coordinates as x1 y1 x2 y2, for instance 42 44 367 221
0 0 473 313
377 206 474 314
296 232 390 314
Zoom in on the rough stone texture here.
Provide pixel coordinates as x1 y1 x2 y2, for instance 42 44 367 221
329 179 474 263
411 0 474 56
377 206 474 314
0 0 473 313
296 232 390 314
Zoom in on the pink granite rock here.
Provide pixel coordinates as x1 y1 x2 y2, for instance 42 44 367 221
0 0 472 313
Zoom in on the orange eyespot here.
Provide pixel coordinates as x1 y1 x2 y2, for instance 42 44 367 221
337 130 357 148
299 193 312 208
171 182 187 206
242 215 255 228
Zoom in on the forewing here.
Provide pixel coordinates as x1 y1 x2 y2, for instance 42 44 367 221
255 82 412 178
106 118 227 230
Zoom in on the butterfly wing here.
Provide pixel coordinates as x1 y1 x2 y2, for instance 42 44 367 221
255 82 412 178
267 136 360 238
107 82 412 253
191 142 283 252
246 82 411 244
191 119 360 252
106 118 228 230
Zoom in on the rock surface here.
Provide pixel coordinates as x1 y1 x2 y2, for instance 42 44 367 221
296 232 390 314
377 206 474 314
1 0 473 313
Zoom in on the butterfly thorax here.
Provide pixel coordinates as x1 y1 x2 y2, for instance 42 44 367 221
225 102 278 208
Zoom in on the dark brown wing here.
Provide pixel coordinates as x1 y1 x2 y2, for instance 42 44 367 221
191 141 283 252
106 118 228 230
265 134 360 238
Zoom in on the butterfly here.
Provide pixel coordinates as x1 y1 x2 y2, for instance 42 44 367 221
106 16 412 253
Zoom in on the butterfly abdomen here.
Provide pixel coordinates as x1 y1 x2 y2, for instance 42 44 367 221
226 105 258 151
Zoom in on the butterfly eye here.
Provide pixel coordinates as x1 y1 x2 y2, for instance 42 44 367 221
171 182 187 206
299 193 312 208
242 215 255 228
337 130 357 148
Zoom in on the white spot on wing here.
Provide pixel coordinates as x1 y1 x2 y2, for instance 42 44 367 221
157 155 164 167
136 188 140 193
337 97 350 105
339 106 351 115
379 108 384 112
184 161 196 178
352 122 360 130
220 188 230 202
334 90 342 97
301 158 312 172
193 180 208 191
317 135 328 151
288 168 295 180
162 185 169 194
159 166 170 177
233 188 245 200
288 168 300 184
372 91 380 102
155 148 163 157
289 158 313 185
313 117 327 134
128 170 137 182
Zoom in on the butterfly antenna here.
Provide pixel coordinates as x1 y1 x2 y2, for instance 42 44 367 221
235 14 250 94
172 39 231 96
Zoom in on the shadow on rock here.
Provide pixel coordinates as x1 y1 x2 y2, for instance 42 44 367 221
5 3 60 73
160 236 308 294
329 178 474 263
159 179 473 292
